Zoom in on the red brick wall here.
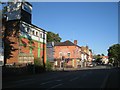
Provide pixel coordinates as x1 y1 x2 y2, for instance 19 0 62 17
6 37 47 64
5 21 47 65
20 38 47 63
54 46 81 68
54 46 81 59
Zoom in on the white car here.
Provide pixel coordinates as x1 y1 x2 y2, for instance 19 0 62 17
88 63 93 67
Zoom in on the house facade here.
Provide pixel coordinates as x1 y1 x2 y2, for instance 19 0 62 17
102 56 108 64
3 2 47 65
53 40 82 68
81 46 90 67
88 49 93 62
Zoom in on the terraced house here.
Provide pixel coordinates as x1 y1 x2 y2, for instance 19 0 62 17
3 2 47 65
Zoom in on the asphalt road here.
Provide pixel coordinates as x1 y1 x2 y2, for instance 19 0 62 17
2 66 120 89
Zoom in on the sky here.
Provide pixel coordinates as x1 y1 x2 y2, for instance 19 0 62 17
31 2 118 56
9 2 119 56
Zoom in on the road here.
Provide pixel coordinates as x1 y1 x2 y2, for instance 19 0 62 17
2 65 120 89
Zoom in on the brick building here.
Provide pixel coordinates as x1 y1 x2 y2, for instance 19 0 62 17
3 2 47 65
50 40 93 68
88 49 93 62
53 40 82 68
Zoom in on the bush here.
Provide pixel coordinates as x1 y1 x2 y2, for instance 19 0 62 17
34 58 45 73
45 61 53 71
34 58 42 66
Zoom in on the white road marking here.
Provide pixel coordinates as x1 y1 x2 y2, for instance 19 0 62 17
40 79 62 85
40 81 54 85
69 77 79 81
50 83 63 88
100 74 109 88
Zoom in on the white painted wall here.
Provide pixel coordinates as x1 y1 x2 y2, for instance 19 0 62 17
20 21 47 43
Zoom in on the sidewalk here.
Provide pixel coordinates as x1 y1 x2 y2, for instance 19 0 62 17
53 67 94 71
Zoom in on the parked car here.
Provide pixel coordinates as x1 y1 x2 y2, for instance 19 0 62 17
92 61 97 67
87 63 93 67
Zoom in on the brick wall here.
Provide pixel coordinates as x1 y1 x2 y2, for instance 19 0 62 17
54 46 81 68
5 21 47 65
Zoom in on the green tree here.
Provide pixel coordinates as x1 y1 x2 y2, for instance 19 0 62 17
108 44 120 67
93 54 102 63
101 54 105 56
47 31 61 42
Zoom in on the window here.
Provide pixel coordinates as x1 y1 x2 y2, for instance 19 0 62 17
40 33 42 38
36 32 38 36
67 52 70 57
27 28 30 33
59 52 62 57
32 30 34 35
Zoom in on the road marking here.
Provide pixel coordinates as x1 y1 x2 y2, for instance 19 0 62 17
69 77 79 81
40 81 54 85
50 83 63 88
40 79 62 85
100 74 109 88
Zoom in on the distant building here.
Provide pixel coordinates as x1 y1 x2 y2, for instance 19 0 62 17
53 40 82 68
88 49 93 62
102 56 109 64
3 2 47 65
81 46 90 67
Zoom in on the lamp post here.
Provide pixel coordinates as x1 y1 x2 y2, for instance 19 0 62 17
62 56 65 71
60 56 62 69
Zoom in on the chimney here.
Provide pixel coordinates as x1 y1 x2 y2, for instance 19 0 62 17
74 40 77 45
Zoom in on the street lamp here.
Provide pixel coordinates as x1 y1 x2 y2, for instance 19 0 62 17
62 56 65 71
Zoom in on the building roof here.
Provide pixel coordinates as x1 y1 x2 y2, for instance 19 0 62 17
54 40 81 48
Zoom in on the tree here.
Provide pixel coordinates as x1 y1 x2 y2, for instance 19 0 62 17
108 44 120 67
93 54 102 63
101 54 105 56
47 31 61 42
